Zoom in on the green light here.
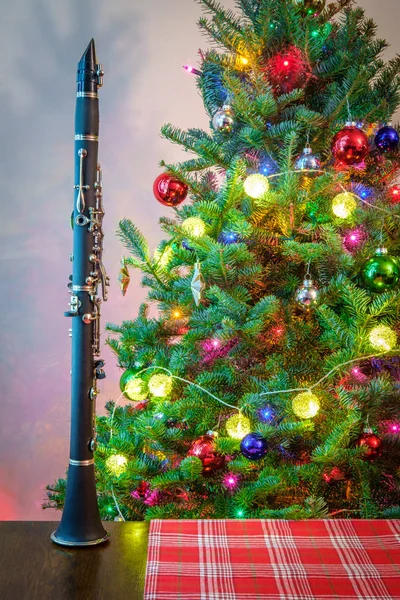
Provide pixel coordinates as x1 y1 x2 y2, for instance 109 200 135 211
311 30 319 37
236 510 244 518
107 506 114 514
269 23 275 29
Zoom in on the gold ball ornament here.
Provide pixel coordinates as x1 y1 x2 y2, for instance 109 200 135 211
368 325 397 352
226 414 251 439
125 377 147 401
331 192 357 219
182 217 206 238
148 373 173 397
292 391 320 419
106 454 128 476
243 174 270 199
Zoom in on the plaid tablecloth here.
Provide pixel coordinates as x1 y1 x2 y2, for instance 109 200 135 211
144 519 400 599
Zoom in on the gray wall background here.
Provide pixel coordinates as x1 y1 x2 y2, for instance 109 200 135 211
0 0 398 520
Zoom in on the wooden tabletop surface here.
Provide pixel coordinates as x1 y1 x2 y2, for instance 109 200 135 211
0 521 149 600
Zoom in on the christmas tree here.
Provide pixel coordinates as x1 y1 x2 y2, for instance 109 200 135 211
46 0 400 521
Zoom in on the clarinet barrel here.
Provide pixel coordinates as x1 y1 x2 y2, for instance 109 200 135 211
51 39 109 547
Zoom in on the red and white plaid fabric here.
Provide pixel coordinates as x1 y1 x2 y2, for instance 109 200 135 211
145 519 400 599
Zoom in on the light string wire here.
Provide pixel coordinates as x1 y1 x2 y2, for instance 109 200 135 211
262 169 400 221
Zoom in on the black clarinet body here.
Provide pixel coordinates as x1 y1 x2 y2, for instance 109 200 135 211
51 39 109 547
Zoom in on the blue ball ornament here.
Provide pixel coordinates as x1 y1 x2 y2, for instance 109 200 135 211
240 432 268 460
375 126 399 153
259 156 278 176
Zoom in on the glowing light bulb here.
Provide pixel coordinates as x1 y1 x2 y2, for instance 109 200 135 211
181 217 206 238
236 509 244 518
125 377 147 401
223 472 239 490
292 391 320 419
369 325 397 351
243 174 270 199
391 424 399 433
239 56 248 65
106 454 128 476
283 60 289 67
172 309 182 319
331 192 357 219
148 373 173 397
226 414 251 439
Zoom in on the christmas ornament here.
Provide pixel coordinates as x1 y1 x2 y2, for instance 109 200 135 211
120 366 143 394
323 466 345 483
226 414 251 440
153 173 188 207
188 434 225 474
117 257 130 296
240 432 268 461
331 123 369 166
375 125 399 153
106 454 128 476
292 391 320 419
388 185 400 203
369 325 397 351
296 0 326 16
362 247 399 293
131 481 160 506
356 428 382 459
218 231 240 245
148 373 173 397
331 192 357 219
223 472 240 490
243 173 269 199
191 261 205 306
295 276 319 310
212 104 234 134
125 377 147 401
294 145 321 171
182 217 206 238
265 46 311 94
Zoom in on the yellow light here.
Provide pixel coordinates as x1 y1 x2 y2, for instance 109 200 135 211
239 56 248 65
154 246 173 268
243 174 270 199
369 325 397 351
331 192 357 219
148 373 173 397
106 454 128 476
292 391 320 419
181 217 206 238
172 309 182 319
125 377 147 401
226 414 251 439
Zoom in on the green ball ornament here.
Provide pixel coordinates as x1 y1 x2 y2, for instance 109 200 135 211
119 367 144 395
362 248 399 293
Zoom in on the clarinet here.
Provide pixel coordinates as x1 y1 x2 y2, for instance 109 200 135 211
51 39 110 546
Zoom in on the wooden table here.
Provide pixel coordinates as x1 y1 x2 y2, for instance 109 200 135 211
0 521 149 600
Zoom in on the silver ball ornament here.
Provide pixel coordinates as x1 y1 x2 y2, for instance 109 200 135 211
212 104 234 134
296 276 319 310
294 146 321 171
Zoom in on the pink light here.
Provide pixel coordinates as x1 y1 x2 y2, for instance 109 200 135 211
223 472 239 490
184 65 193 73
352 368 359 375
391 424 399 433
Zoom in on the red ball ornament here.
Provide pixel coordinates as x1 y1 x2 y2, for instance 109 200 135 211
331 123 369 166
188 434 225 474
388 184 400 204
356 428 382 459
323 466 345 483
265 46 311 94
153 173 188 207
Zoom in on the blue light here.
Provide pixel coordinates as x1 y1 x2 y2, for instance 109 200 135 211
258 405 275 423
219 231 240 245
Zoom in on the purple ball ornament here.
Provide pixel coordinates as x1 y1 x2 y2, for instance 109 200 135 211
375 126 399 153
240 432 268 461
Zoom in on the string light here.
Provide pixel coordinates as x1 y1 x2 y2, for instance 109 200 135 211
369 325 397 351
148 373 173 398
243 174 269 198
332 192 357 219
223 473 240 490
226 414 251 439
106 454 128 476
181 217 206 238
